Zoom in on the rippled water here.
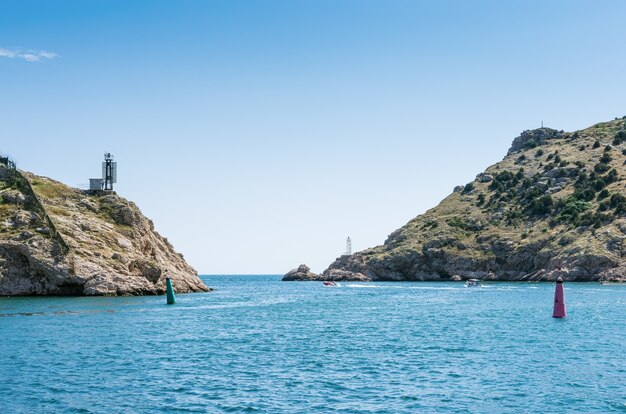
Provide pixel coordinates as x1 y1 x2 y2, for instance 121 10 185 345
1 276 625 413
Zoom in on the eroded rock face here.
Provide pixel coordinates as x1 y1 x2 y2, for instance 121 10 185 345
320 245 625 283
283 264 319 281
322 268 370 281
0 168 210 296
0 239 75 295
507 128 563 155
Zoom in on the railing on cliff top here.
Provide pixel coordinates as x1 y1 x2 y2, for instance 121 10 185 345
0 155 17 170
7 167 71 255
0 156 17 182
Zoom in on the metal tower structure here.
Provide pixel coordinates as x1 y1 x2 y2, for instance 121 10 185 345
345 237 352 256
102 152 117 191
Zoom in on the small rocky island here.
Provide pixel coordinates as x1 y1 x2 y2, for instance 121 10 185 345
285 117 626 282
0 159 210 295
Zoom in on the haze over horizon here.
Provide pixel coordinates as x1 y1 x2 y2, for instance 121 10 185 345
2 0 625 274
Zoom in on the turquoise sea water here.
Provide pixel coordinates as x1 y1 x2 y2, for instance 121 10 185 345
1 275 625 413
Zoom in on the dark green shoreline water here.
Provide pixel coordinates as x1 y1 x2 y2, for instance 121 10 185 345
1 276 625 413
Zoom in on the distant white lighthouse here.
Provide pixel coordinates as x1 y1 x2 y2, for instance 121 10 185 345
344 237 352 256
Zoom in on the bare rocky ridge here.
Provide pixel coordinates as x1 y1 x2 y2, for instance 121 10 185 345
0 165 210 295
284 117 626 283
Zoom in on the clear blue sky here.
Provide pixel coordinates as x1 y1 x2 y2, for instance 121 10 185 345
1 1 625 274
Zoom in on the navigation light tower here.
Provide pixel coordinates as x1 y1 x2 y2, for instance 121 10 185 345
102 152 117 191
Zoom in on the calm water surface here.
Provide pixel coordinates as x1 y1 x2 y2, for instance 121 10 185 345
1 276 625 413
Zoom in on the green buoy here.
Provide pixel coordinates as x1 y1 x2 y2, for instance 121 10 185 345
165 276 176 304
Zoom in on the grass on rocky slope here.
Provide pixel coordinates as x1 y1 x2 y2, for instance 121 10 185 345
30 176 78 201
369 117 626 263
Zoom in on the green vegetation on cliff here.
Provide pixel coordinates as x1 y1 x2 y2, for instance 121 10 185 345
317 117 626 282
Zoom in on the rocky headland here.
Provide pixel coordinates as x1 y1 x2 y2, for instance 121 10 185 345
285 117 626 282
0 162 210 295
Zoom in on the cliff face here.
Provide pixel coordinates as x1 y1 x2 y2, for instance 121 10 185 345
286 117 626 282
0 165 210 295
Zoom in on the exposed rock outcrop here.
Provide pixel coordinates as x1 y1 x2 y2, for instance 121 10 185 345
284 118 626 282
283 261 371 282
283 264 319 281
0 164 210 295
507 127 563 155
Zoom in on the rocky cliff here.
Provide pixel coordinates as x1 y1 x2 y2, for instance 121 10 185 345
0 164 210 295
285 117 626 282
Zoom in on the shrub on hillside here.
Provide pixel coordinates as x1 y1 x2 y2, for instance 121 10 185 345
605 169 619 184
488 171 517 192
613 130 626 145
556 198 592 224
574 188 596 202
462 182 475 194
610 193 626 208
597 189 610 200
594 162 610 173
527 194 554 216
446 216 482 232
477 193 485 206
598 201 610 212
525 139 537 149
578 211 611 228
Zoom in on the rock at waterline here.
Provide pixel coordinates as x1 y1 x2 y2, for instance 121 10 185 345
283 261 370 282
283 264 319 281
0 165 210 296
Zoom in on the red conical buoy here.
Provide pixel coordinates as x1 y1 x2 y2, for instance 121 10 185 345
552 276 566 318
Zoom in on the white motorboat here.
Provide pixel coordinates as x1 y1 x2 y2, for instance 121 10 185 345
465 278 482 287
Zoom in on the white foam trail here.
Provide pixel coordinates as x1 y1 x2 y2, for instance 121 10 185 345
346 284 384 289
346 284 463 291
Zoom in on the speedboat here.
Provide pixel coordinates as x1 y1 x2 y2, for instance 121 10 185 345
323 281 337 287
465 279 482 287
